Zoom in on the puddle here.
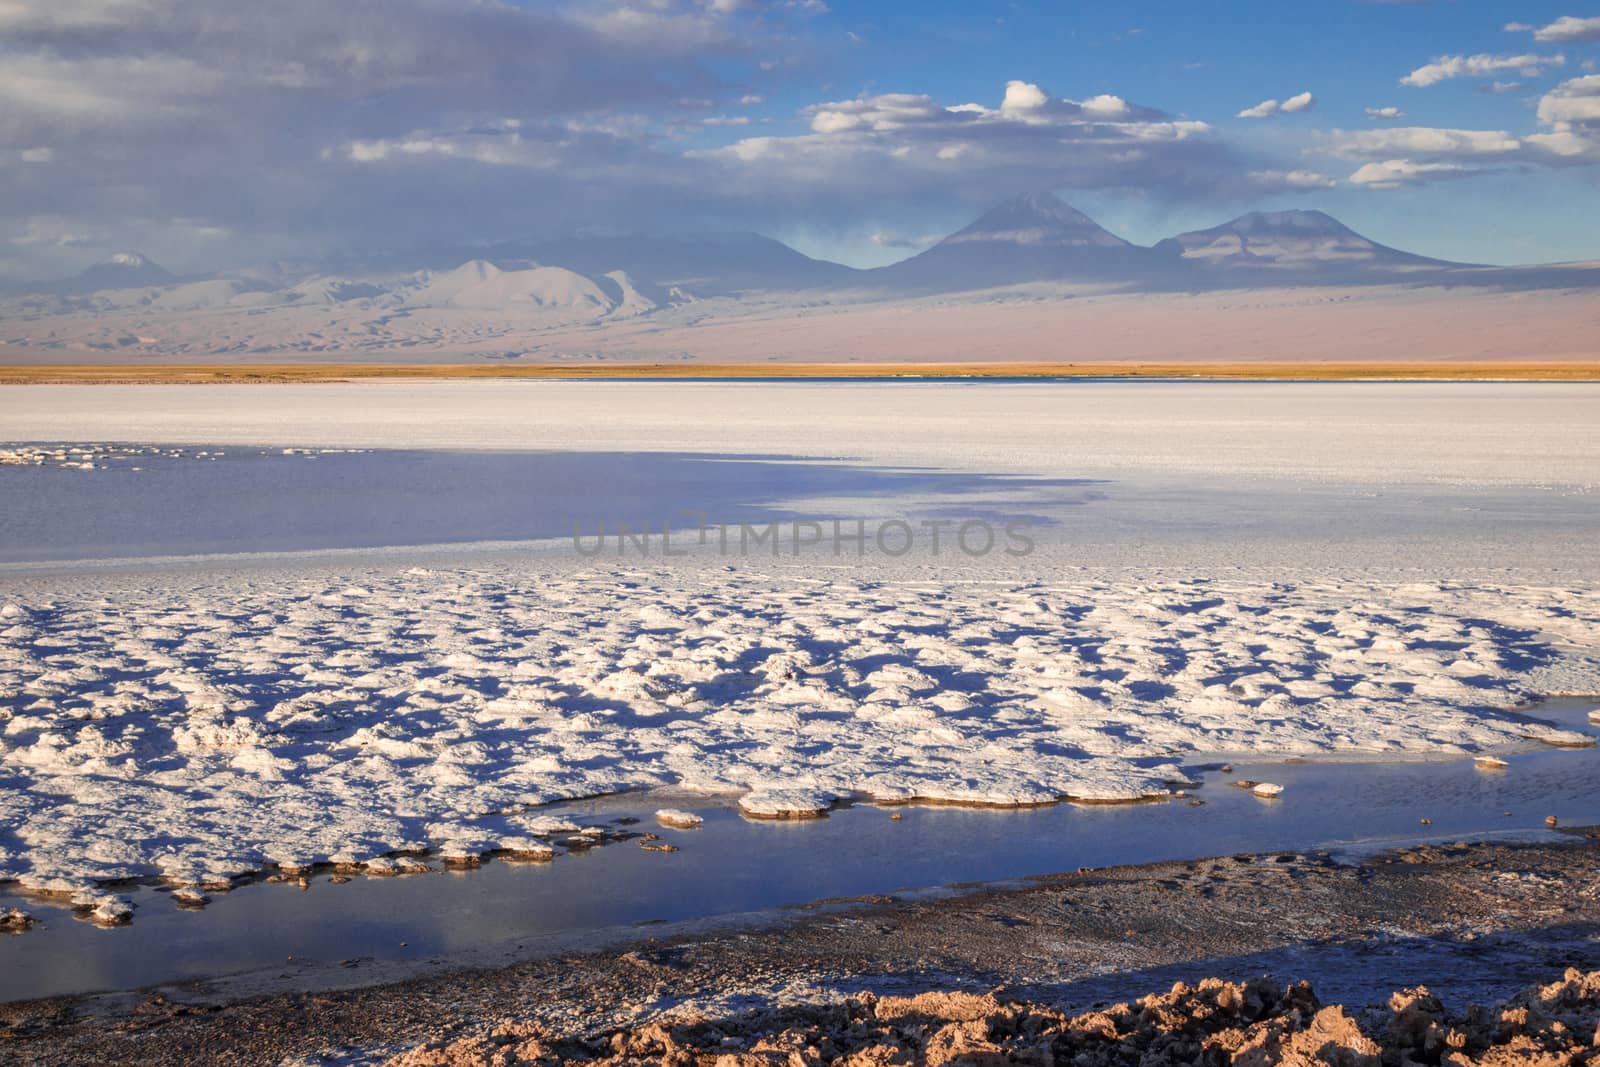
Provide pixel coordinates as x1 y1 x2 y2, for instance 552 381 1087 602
1 698 1595 1003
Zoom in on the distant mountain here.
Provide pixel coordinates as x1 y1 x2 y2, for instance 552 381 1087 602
11 199 1598 317
410 260 617 314
58 252 176 294
869 191 1147 292
1153 210 1463 280
483 232 856 297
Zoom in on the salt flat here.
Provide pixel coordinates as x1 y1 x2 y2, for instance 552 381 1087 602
3 380 1599 486
1 381 1598 907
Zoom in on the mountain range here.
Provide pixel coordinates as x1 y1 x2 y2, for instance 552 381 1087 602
11 193 1600 318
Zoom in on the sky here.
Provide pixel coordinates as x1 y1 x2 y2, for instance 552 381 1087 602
2 0 1598 280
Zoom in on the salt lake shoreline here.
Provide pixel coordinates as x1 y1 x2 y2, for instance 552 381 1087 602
3 831 1598 1065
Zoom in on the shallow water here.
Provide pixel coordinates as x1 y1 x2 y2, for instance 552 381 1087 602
2 442 1592 570
0 446 1098 563
2 698 1594 1003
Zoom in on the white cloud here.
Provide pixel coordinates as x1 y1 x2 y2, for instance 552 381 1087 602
1000 79 1049 115
19 146 54 163
1237 91 1313 119
1348 159 1478 188
1401 53 1563 87
1280 90 1316 113
1531 15 1600 43
694 81 1228 209
1316 73 1600 182
1081 94 1132 117
1528 74 1600 160
808 93 948 133
1322 127 1523 159
1365 106 1406 119
1536 72 1600 126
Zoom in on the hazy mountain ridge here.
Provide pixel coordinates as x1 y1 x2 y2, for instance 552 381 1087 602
7 193 1599 328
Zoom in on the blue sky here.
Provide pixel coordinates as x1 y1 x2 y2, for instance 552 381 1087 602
1 0 1597 277
765 1 1600 265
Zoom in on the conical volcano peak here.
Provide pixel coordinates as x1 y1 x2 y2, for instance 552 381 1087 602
64 250 176 292
947 190 1130 249
987 191 1097 226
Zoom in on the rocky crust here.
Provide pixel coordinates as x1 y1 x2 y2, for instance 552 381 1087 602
391 969 1600 1066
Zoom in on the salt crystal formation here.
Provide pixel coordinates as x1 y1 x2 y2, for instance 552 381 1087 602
0 566 1595 896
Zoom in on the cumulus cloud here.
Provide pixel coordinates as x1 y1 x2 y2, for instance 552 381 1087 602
1237 91 1315 119
1536 72 1600 126
1365 106 1406 119
1516 15 1600 43
1401 52 1563 87
1527 74 1600 159
1348 159 1480 188
1314 74 1600 185
693 81 1239 212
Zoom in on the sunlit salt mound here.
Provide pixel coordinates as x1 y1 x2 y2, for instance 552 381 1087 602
738 789 834 820
1153 210 1460 278
1519 723 1596 748
411 259 616 314
654 808 704 829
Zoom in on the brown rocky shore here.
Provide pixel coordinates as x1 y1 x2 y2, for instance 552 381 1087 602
3 833 1599 1065
395 969 1600 1066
